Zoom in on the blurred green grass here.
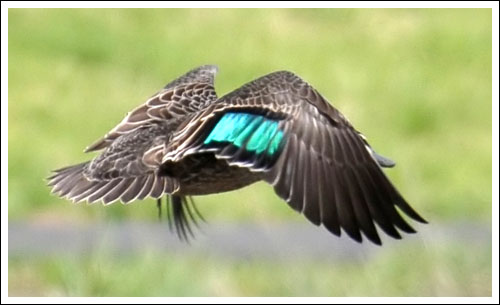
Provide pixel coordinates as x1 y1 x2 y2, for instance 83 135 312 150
8 240 491 296
8 8 492 296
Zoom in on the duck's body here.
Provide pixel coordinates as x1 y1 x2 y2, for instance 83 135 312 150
49 65 426 244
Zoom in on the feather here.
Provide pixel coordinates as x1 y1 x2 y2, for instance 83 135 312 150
120 177 145 203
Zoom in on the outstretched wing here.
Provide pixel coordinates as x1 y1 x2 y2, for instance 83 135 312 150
85 65 219 153
48 160 179 204
163 70 426 245
49 65 220 205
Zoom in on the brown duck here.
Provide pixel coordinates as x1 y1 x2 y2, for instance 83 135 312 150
48 65 426 244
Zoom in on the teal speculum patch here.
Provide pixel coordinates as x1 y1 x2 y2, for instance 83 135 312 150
204 112 285 156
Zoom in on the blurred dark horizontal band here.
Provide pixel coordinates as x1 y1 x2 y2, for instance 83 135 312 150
8 221 491 261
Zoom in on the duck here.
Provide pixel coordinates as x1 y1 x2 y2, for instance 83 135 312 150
48 64 426 245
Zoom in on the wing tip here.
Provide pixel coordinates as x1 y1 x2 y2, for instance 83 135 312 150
84 141 104 153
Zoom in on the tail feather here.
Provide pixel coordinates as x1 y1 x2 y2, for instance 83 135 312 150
164 195 205 242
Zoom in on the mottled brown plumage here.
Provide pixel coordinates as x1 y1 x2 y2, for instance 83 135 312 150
48 65 426 244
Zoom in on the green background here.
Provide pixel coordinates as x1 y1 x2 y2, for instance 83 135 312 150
8 8 492 296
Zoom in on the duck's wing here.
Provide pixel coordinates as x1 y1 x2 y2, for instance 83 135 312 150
163 70 426 245
48 65 219 205
48 160 179 204
163 64 218 90
85 65 219 153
